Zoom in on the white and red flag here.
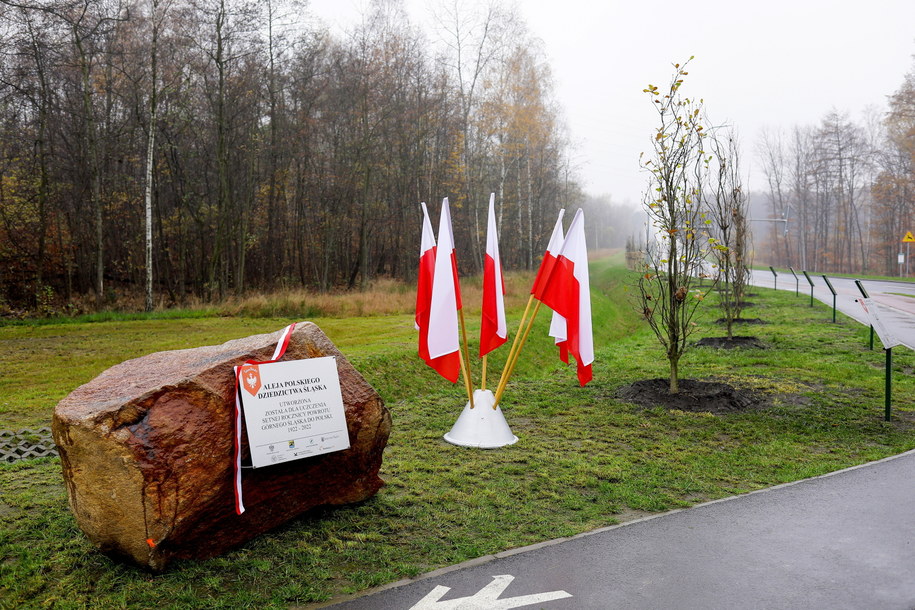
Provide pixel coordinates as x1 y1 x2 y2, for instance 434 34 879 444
415 202 436 361
480 193 507 356
532 209 570 363
539 208 593 386
424 198 462 382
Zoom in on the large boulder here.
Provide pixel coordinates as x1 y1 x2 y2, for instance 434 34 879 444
52 322 390 571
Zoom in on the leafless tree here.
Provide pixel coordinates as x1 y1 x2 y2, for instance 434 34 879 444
636 59 715 393
708 128 750 338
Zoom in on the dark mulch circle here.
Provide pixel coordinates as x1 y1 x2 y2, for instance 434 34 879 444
615 378 765 414
696 336 767 349
715 317 766 325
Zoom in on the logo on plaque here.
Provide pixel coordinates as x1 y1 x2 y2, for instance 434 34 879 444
240 364 262 396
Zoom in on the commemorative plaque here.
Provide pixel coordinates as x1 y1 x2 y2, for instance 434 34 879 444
237 356 349 467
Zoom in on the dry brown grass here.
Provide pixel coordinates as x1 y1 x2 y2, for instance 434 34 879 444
15 270 541 321
221 271 537 319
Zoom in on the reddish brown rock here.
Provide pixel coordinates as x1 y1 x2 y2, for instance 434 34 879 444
52 322 390 571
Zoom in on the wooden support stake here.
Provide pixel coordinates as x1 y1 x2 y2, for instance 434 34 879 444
458 309 475 409
494 300 543 408
495 295 536 405
497 295 535 389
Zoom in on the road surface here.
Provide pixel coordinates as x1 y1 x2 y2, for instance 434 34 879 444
319 451 915 609
749 269 915 349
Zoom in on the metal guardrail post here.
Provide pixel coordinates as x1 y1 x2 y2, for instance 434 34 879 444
789 267 799 296
854 280 874 350
886 347 892 422
821 275 837 323
802 271 815 307
853 278 896 419
769 266 778 292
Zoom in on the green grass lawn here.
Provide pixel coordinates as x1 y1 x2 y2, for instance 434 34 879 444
2 254 915 608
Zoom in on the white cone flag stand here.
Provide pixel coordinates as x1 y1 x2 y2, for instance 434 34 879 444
444 389 518 448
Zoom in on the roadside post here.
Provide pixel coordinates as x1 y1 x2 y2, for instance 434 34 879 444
855 296 900 422
821 275 837 323
769 266 778 291
854 280 874 350
789 267 799 296
802 271 815 307
886 347 893 421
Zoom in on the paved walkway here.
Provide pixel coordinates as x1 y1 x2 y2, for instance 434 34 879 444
320 447 915 609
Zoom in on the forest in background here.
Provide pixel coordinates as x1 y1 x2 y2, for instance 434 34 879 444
0 0 638 314
754 62 915 276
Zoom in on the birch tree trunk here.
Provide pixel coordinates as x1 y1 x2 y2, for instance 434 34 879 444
144 0 160 311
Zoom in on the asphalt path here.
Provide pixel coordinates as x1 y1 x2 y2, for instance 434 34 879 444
320 450 915 609
749 269 915 349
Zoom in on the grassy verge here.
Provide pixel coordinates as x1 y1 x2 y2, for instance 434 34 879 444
2 254 914 608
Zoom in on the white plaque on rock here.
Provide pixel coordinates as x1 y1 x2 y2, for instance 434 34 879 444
238 356 349 467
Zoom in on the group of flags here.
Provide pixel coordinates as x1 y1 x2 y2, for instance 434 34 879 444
415 195 593 409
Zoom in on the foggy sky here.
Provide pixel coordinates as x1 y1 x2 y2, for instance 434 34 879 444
310 0 915 206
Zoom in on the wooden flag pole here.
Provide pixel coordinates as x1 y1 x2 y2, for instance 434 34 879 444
481 354 487 391
494 301 542 407
458 308 475 409
494 299 543 408
457 346 474 409
496 294 535 397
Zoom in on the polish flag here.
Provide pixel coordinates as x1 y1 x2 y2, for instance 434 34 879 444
480 193 507 356
415 202 436 363
531 209 569 363
425 198 462 382
444 199 463 312
539 208 593 386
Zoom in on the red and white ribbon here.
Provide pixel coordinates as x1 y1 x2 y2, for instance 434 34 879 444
233 323 296 515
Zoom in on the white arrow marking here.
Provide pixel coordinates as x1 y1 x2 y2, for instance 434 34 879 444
409 574 572 609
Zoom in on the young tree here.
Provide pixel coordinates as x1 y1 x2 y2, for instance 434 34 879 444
708 128 750 338
636 59 714 393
